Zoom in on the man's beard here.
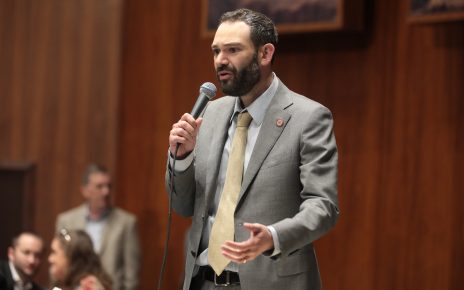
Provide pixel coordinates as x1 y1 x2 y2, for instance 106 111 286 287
217 54 261 97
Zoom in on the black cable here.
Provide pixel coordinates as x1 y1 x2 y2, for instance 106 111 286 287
157 144 179 290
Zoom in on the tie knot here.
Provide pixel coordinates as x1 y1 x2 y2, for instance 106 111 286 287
237 111 252 127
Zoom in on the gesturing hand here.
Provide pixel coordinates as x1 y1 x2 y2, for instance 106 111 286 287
220 223 274 264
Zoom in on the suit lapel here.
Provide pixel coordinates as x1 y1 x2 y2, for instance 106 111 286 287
204 99 235 206
1 261 15 289
238 83 292 205
76 204 88 229
99 208 114 256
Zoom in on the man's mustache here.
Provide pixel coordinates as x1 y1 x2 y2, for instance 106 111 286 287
216 64 234 72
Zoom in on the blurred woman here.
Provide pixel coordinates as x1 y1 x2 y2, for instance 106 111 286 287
49 229 113 290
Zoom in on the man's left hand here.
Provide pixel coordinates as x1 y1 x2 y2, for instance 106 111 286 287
221 222 274 264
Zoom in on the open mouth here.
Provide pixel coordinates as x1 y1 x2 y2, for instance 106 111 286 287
218 70 233 81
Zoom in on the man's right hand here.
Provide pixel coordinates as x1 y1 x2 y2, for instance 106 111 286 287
169 113 202 159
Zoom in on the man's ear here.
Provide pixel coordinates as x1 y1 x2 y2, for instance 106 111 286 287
259 43 275 65
8 246 14 261
81 185 88 198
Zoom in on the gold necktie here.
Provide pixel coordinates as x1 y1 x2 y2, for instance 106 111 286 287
208 111 253 275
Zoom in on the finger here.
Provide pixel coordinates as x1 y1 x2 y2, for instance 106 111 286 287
170 127 193 142
222 249 248 263
242 222 265 234
176 121 197 139
222 242 250 254
222 247 254 264
180 112 196 123
173 113 197 129
169 133 188 150
244 223 273 242
223 240 253 251
195 117 203 130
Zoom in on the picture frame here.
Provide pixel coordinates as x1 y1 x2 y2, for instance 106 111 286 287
201 0 364 37
408 0 464 23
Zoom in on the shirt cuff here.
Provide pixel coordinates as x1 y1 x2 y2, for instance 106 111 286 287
266 226 281 257
168 150 194 172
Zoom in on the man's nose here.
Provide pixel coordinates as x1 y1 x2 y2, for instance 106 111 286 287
28 254 39 265
215 52 229 66
102 186 110 196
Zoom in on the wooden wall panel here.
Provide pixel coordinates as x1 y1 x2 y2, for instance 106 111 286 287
0 163 35 260
118 0 464 290
0 0 123 285
116 0 218 288
2 0 463 289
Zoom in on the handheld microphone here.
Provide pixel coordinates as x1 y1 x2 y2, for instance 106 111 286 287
190 82 217 118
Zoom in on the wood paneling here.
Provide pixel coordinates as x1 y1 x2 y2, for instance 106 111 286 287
0 0 123 284
118 0 464 290
1 0 463 289
0 162 35 260
117 1 207 288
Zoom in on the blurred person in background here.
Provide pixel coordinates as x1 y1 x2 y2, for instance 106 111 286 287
55 164 140 290
48 229 112 290
0 232 45 290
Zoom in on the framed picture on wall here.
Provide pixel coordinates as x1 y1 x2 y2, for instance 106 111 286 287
409 0 464 23
201 0 364 36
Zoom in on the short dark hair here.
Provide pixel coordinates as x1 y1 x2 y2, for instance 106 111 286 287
219 8 278 53
11 231 42 248
81 163 109 185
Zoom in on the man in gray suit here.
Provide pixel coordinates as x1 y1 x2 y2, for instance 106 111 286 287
167 8 339 290
56 164 140 290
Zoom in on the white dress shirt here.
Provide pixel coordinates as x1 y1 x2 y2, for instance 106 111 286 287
9 261 32 290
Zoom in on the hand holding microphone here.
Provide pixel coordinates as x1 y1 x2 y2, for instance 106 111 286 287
169 82 216 158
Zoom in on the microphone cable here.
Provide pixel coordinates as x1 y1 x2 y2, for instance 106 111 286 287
157 144 179 290
156 82 215 290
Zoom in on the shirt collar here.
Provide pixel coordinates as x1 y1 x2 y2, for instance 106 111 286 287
85 204 111 221
231 73 278 126
8 261 33 290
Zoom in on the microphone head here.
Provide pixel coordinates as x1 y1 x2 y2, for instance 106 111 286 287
199 82 217 100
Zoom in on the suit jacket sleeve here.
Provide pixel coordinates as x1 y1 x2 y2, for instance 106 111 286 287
165 157 196 217
123 216 140 290
271 105 339 257
56 213 65 232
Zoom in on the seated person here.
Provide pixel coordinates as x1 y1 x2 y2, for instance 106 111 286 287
0 231 45 290
48 229 113 290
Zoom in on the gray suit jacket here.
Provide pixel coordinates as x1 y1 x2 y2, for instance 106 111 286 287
166 79 339 290
56 204 140 290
